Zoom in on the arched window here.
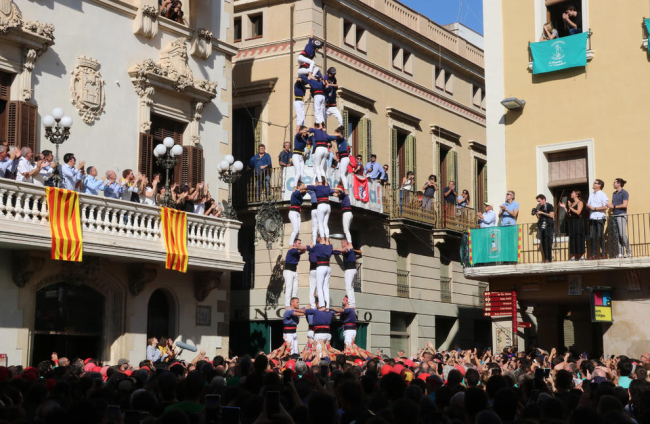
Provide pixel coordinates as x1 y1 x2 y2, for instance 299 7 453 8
147 289 176 340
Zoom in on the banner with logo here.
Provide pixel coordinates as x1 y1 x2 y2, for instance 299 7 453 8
282 167 383 213
46 187 83 262
468 226 521 266
591 290 612 323
530 32 588 75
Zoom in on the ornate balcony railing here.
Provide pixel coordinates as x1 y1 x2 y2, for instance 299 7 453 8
383 188 478 232
0 180 243 271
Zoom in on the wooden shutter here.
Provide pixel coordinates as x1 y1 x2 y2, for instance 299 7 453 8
6 101 37 151
446 150 457 188
483 164 488 205
366 119 372 165
0 71 11 101
474 158 479 211
343 109 349 138
178 146 204 187
391 127 398 188
358 118 366 163
138 132 154 180
548 149 588 187
253 105 262 150
405 134 416 189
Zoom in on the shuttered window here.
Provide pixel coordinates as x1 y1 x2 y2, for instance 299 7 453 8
179 146 204 187
440 147 458 190
253 105 262 151
343 109 349 138
146 115 186 185
474 159 487 211
405 134 416 189
0 71 12 143
547 149 587 188
138 132 154 180
6 101 37 152
391 127 398 187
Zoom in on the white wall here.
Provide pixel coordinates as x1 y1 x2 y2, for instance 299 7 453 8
11 0 231 194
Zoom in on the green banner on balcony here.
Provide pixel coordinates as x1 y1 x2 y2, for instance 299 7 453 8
530 32 588 74
468 226 522 266
645 19 650 37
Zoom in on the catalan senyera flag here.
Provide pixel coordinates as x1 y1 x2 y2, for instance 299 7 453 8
160 207 189 273
45 187 83 262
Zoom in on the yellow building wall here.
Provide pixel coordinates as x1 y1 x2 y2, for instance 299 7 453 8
500 0 650 223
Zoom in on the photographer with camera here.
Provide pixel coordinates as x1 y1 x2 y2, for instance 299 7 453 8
534 194 555 263
160 0 184 24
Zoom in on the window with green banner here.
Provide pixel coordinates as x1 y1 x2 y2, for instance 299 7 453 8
529 32 589 75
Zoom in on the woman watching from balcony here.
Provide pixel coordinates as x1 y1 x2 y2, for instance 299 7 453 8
143 173 160 206
559 190 585 261
457 190 470 209
540 23 558 41
400 171 414 214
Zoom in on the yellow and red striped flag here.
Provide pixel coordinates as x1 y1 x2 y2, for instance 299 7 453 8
45 187 83 262
160 207 188 273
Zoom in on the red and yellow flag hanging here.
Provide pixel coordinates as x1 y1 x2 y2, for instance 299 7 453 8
160 207 189 273
45 187 83 262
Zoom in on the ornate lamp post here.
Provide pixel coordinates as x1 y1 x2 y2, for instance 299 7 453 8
42 108 73 188
153 137 183 208
217 154 243 220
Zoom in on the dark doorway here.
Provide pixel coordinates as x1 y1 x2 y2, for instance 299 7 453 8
33 283 105 365
147 289 175 340
233 107 258 164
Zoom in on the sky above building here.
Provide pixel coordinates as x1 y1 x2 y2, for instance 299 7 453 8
398 0 484 35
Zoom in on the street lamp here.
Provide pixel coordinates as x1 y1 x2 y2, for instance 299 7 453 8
217 154 243 220
500 97 526 110
43 107 73 188
153 137 183 208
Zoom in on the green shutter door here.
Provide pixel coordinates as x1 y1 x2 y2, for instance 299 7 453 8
366 119 372 165
358 118 367 163
253 105 262 151
391 127 398 187
473 158 479 211
343 109 349 138
483 164 488 204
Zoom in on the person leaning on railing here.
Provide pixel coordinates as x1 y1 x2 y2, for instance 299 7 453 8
608 178 632 258
422 175 437 211
248 144 272 198
477 203 496 228
534 194 555 263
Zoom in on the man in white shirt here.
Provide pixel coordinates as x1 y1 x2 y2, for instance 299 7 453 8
16 147 42 183
60 153 85 191
477 203 496 228
0 146 20 178
32 154 55 186
586 179 609 260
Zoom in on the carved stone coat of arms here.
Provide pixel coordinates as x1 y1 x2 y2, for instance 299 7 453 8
70 55 105 125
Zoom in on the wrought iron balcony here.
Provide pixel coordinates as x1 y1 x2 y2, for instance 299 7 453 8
0 180 243 271
462 214 650 279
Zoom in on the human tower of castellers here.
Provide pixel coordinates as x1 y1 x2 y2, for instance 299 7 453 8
269 33 378 365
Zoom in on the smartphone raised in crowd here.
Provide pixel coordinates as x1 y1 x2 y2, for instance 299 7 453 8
222 406 241 424
205 394 221 424
124 410 141 424
266 391 280 417
106 405 121 424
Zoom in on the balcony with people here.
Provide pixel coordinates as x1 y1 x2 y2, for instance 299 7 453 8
232 142 477 233
0 144 242 271
462 181 649 279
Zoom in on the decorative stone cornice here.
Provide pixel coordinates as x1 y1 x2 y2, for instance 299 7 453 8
0 0 55 53
127 263 158 296
133 4 158 39
191 28 214 60
194 271 223 302
129 39 217 99
11 251 44 288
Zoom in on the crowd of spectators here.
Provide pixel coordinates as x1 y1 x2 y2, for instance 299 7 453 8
0 143 223 218
2 343 650 424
